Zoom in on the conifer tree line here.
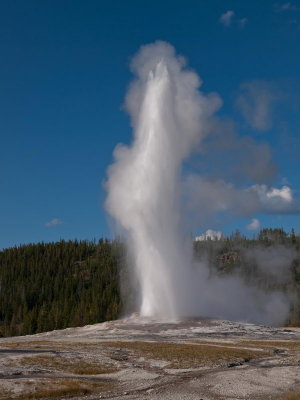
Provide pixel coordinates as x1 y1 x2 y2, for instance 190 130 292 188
0 228 299 337
0 239 123 337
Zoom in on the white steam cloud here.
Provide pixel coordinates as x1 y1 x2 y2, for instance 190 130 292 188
236 80 279 131
106 41 221 318
105 41 291 325
244 245 296 284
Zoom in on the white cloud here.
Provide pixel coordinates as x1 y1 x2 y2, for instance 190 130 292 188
219 10 235 26
195 229 223 241
247 218 261 231
251 184 294 211
282 2 292 9
238 18 248 28
279 2 300 11
45 218 63 227
219 11 247 28
184 175 300 222
236 80 280 131
263 186 292 201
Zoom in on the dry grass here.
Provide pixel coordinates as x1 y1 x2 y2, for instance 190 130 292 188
239 340 300 350
0 340 101 351
2 378 110 400
193 339 300 351
6 354 117 375
0 340 55 349
105 341 270 368
70 365 117 375
10 387 90 399
192 340 240 347
283 392 300 400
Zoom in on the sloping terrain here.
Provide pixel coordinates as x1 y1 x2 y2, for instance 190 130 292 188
0 316 299 400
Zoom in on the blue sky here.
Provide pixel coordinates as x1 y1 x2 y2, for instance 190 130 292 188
0 0 299 248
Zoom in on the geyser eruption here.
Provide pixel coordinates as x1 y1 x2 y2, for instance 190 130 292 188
106 41 290 324
106 41 220 318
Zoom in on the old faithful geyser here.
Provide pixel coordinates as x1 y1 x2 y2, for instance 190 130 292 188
105 41 220 318
106 41 290 324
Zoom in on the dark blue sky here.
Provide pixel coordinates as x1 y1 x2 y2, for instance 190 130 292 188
1 0 299 248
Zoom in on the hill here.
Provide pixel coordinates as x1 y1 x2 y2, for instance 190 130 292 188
0 239 123 337
0 228 299 337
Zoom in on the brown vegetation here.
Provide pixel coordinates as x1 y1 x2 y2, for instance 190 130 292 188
105 341 270 368
284 393 300 400
239 340 300 350
2 378 110 400
4 354 118 376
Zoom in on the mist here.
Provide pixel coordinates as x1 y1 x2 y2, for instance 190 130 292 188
105 41 291 325
244 245 296 284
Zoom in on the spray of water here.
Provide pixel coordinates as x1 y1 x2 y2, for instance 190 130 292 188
106 41 220 318
105 41 290 324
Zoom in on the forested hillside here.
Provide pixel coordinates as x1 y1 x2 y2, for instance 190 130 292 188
0 229 299 337
0 239 123 337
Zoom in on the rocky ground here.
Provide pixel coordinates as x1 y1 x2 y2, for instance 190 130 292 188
0 316 299 400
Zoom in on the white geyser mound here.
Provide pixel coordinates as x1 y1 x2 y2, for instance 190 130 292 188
105 41 290 324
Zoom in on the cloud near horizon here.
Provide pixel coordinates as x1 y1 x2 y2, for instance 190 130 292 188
45 218 63 227
195 229 223 241
247 218 261 231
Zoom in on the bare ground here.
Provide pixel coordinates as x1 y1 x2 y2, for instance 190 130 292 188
0 316 299 400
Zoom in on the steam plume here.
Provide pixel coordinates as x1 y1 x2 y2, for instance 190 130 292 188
106 41 290 324
106 41 220 318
